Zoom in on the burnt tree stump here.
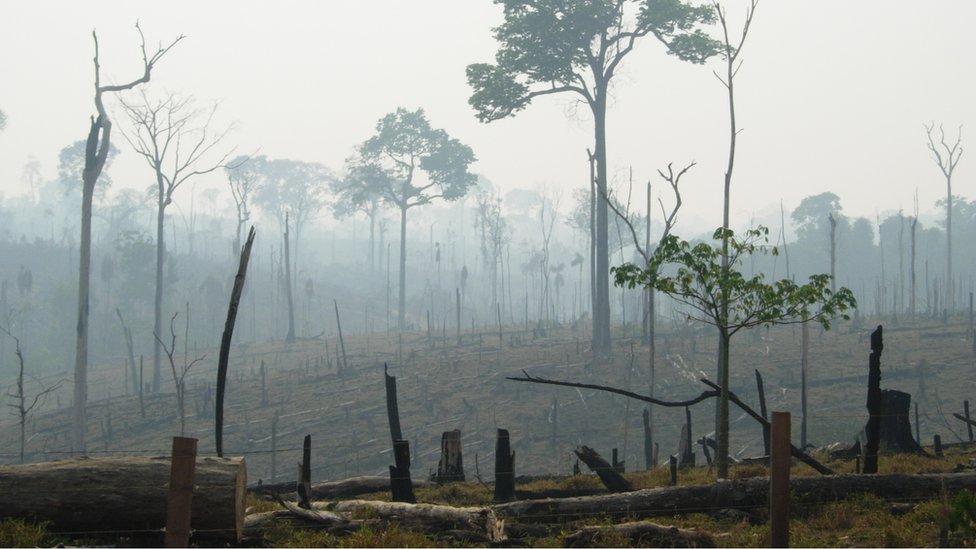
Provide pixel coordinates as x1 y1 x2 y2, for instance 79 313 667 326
494 429 516 502
436 429 465 483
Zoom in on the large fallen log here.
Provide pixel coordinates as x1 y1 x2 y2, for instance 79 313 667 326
249 475 431 500
564 521 715 548
0 456 246 541
492 472 976 523
315 499 505 543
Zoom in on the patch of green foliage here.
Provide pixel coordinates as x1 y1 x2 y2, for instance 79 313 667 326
0 518 55 548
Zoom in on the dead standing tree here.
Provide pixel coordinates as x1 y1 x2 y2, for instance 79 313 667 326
604 161 691 469
924 122 963 312
118 90 236 392
2 326 63 463
72 24 183 455
154 308 205 436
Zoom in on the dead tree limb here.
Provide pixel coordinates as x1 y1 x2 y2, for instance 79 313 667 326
507 371 718 408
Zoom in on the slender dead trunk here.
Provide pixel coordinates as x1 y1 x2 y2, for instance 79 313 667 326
284 213 295 342
153 189 166 393
398 204 408 331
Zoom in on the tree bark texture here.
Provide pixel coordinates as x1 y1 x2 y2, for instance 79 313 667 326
0 456 246 541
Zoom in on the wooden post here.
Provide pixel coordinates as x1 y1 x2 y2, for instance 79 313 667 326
770 411 791 548
699 436 713 465
164 436 197 548
966 400 974 442
297 434 311 508
437 429 465 483
756 369 770 455
668 455 677 486
864 325 883 474
494 429 516 502
934 434 943 458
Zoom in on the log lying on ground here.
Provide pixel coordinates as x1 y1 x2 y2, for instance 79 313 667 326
249 475 431 500
317 499 503 538
564 521 715 548
574 446 633 492
0 456 246 541
492 472 976 523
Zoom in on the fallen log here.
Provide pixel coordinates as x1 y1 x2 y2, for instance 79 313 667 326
249 475 431 500
574 446 633 492
564 520 715 548
316 499 505 542
0 456 246 541
492 473 976 523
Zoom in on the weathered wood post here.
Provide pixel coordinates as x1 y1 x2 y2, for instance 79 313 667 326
755 369 770 455
494 429 516 502
934 434 943 458
668 455 677 486
864 325 883 474
437 429 465 483
915 402 921 446
770 411 791 548
164 436 197 548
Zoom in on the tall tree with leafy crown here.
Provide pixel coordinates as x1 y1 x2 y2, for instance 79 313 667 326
467 0 721 354
344 108 476 331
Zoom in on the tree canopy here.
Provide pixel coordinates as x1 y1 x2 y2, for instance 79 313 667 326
467 0 720 123
344 107 476 212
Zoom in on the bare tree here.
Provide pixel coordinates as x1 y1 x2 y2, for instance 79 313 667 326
225 154 263 253
924 122 963 311
154 307 205 436
3 326 64 463
118 89 235 392
72 23 182 455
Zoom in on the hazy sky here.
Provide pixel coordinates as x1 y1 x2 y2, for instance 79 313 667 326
1 1 973 235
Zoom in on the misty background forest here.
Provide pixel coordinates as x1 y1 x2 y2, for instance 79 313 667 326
0 1 973 489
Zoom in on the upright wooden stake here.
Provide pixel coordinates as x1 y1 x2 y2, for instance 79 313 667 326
390 439 416 502
436 429 465 483
934 434 943 458
864 325 883 474
770 411 791 548
384 363 402 441
164 436 197 548
668 455 677 486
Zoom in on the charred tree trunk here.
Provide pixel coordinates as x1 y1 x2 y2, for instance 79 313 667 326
864 325 884 474
494 429 515 502
437 430 465 483
574 445 633 493
216 227 256 457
